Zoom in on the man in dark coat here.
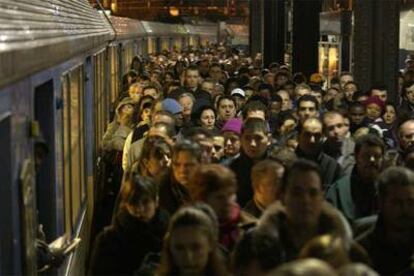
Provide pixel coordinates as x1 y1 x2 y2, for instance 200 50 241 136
356 167 414 275
327 134 385 222
230 118 271 206
244 160 285 218
256 159 351 261
295 117 343 191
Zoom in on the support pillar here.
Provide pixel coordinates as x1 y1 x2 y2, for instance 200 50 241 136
292 0 321 78
263 0 286 67
249 0 264 58
353 0 400 102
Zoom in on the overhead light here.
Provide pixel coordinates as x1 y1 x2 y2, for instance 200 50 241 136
169 6 180 16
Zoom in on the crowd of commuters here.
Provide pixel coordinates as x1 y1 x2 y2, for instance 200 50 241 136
88 46 414 275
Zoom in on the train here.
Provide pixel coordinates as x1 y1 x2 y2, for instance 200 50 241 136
0 0 247 275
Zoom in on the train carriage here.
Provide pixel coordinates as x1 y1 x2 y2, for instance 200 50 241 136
0 0 114 274
0 1 236 274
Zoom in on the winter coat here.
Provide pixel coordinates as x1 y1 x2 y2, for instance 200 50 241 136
295 147 343 191
356 215 414 275
89 209 168 275
243 199 264 218
102 97 135 152
158 174 191 215
322 137 355 176
257 201 352 261
218 203 257 252
122 123 150 171
230 151 268 207
326 167 378 222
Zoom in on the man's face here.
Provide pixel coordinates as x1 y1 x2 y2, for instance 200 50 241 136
283 170 323 226
223 131 241 157
344 83 357 102
311 91 323 105
295 88 311 100
255 168 285 206
356 146 383 181
212 136 224 162
324 114 347 142
241 129 269 159
297 101 318 123
340 74 354 89
185 69 200 89
277 90 291 111
246 110 266 121
381 185 414 234
201 82 214 95
217 99 236 121
324 88 339 103
198 61 209 76
399 121 414 150
349 106 366 126
276 75 288 87
371 89 387 102
298 120 323 155
209 66 222 82
405 84 414 104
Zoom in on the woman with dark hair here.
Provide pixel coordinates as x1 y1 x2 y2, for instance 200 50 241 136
89 175 168 275
158 141 203 214
191 105 216 130
157 206 229 276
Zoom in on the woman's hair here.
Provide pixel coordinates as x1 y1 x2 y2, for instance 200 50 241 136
187 164 237 201
191 105 216 127
136 136 172 177
157 205 228 276
172 140 203 163
299 234 350 269
118 173 158 214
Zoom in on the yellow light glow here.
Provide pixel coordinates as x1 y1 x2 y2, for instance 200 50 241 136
169 6 180 17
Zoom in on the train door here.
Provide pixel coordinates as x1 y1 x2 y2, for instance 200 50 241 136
34 80 57 239
0 114 16 274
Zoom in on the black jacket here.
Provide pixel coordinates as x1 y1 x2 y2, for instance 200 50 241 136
356 215 414 275
89 209 168 275
158 175 191 215
243 199 263 218
296 147 343 191
230 151 267 207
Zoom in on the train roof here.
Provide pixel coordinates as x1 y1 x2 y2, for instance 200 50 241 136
140 21 187 37
0 0 114 88
110 16 146 40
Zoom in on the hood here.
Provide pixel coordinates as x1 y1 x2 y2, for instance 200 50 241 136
115 97 135 118
257 201 353 248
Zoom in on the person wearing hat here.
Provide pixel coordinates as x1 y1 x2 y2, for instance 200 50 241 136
220 118 243 166
309 73 324 88
231 88 246 113
364 96 385 123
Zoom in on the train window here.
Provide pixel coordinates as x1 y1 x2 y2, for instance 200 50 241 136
62 75 72 235
162 38 169 52
0 114 13 273
34 80 56 239
93 51 108 153
109 46 119 105
61 65 87 235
